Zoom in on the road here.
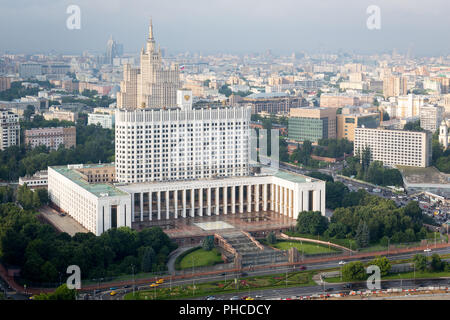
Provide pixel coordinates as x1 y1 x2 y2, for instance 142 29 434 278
91 246 450 300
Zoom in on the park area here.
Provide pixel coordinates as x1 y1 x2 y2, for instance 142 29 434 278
263 239 340 255
177 247 223 270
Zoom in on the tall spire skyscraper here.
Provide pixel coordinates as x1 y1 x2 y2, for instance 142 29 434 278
117 20 181 109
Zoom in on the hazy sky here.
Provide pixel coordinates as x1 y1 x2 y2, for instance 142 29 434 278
1 0 449 56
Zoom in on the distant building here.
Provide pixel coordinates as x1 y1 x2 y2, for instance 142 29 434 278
439 119 450 149
319 94 373 108
354 127 432 168
0 76 11 92
241 92 306 115
420 105 444 133
288 107 336 142
19 63 42 79
24 126 76 150
43 109 78 122
0 109 20 150
383 76 407 98
88 113 115 129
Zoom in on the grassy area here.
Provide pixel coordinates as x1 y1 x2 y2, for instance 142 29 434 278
178 247 223 270
325 270 450 284
283 231 356 250
264 239 339 254
124 270 316 300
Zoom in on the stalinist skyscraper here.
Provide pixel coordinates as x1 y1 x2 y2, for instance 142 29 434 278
117 20 181 109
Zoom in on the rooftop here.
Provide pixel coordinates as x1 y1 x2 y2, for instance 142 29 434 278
50 164 128 198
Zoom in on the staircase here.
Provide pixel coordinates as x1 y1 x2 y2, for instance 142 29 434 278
219 231 289 268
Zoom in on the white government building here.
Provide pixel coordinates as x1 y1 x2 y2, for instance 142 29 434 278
47 21 326 236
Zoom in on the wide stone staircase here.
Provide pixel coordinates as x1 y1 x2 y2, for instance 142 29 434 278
218 231 289 268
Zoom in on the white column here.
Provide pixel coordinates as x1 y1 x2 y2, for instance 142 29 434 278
255 184 260 212
247 185 252 213
182 189 186 218
223 187 228 215
274 185 278 213
131 193 135 222
270 185 274 211
263 184 268 211
231 186 236 214
199 188 203 217
215 187 219 215
191 189 195 217
207 187 211 216
140 193 144 222
239 185 244 213
166 190 170 220
174 190 178 219
149 192 152 221
284 187 288 216
157 191 161 220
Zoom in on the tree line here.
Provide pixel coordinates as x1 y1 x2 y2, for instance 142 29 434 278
295 191 432 249
0 117 115 181
0 201 178 285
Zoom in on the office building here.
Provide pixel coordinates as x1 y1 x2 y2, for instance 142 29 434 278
0 109 20 150
354 127 432 168
337 112 380 141
288 107 336 142
239 92 306 115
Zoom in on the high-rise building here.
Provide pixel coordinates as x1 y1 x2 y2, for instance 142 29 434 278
420 105 444 133
0 109 20 150
337 111 380 141
288 107 336 143
117 20 181 109
354 127 432 168
105 36 119 65
383 76 407 98
0 77 11 92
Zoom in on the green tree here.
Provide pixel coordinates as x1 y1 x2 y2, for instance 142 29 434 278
369 256 391 276
413 254 428 272
266 231 277 245
342 261 366 281
355 220 370 248
201 236 215 251
296 211 329 235
429 253 445 272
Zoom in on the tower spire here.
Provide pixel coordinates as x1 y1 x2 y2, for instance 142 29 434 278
149 18 153 40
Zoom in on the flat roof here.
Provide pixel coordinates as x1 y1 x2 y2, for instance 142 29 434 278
273 171 314 183
50 165 128 198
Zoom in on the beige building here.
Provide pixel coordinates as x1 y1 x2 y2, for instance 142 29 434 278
0 77 11 92
43 109 78 122
337 112 381 141
25 126 76 150
77 164 116 183
383 76 407 98
0 109 20 150
420 105 444 133
117 20 181 109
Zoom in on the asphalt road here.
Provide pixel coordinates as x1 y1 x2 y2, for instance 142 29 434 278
92 246 450 300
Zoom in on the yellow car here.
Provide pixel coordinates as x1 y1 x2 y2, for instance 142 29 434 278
110 291 117 296
156 279 164 284
150 283 159 288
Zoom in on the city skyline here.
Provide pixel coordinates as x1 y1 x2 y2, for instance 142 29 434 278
0 0 449 56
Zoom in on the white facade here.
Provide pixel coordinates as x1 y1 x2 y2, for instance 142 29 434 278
354 127 432 168
115 106 251 183
48 164 326 235
88 113 115 129
420 105 444 133
48 166 132 236
0 109 20 150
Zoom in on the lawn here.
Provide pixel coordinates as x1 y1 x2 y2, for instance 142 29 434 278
268 240 340 254
178 247 223 270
